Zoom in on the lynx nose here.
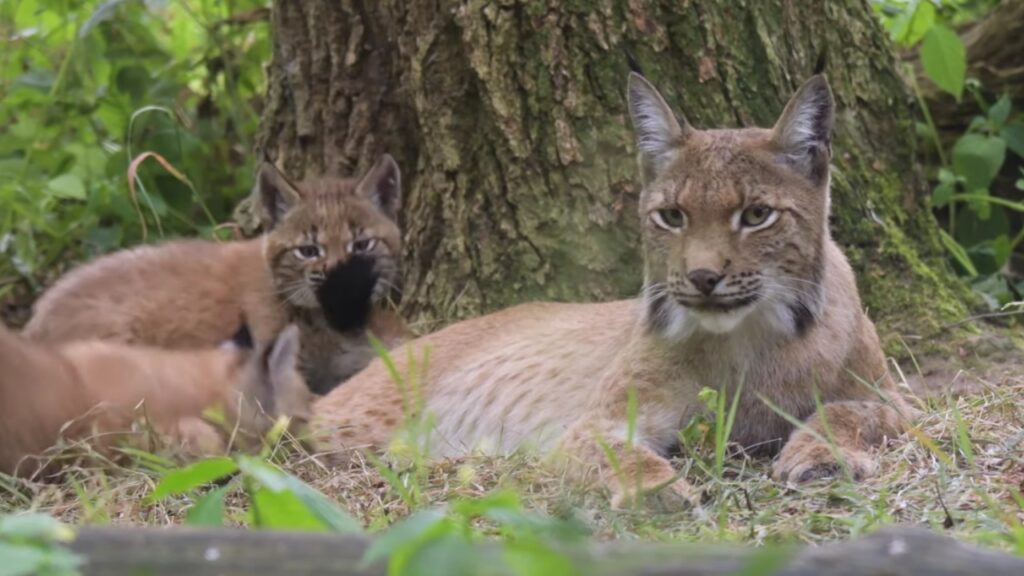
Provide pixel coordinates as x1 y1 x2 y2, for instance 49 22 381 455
687 269 723 296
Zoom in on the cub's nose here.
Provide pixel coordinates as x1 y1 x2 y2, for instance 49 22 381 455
687 269 723 296
307 270 326 285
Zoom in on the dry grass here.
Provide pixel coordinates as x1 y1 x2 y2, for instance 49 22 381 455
2 354 1024 553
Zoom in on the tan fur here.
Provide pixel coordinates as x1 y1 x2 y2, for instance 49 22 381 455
25 156 411 395
312 74 916 509
0 323 312 478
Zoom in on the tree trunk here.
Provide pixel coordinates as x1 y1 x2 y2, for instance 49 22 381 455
250 0 974 352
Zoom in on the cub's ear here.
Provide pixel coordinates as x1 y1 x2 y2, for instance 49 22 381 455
627 72 690 184
257 161 304 228
771 74 834 186
356 154 402 221
264 324 314 418
265 324 301 389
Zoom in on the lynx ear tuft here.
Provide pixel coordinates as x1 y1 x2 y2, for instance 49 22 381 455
257 161 304 228
627 72 690 183
356 154 402 221
771 75 834 185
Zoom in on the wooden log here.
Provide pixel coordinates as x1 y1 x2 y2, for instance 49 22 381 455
67 525 1024 576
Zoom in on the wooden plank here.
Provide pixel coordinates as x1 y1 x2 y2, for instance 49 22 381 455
67 525 1024 576
71 528 381 576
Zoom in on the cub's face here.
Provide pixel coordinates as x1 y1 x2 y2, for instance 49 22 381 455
628 73 834 338
260 156 402 332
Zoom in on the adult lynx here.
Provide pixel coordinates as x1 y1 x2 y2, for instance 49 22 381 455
312 73 914 508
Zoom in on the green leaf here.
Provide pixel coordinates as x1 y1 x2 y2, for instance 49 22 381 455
0 514 75 543
46 174 86 200
0 542 56 576
939 229 978 277
361 509 446 567
249 488 329 532
956 204 1008 248
1002 123 1024 157
921 25 966 101
504 539 580 576
395 533 480 576
185 485 229 527
932 181 954 207
991 235 1012 268
896 0 936 47
988 95 1012 127
952 134 1006 191
971 274 1012 310
149 457 238 501
235 456 361 533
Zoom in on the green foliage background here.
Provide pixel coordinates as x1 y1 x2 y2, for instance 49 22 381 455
873 0 1024 310
0 0 269 310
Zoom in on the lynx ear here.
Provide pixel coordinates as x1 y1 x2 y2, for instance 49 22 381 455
265 325 301 388
771 75 834 186
263 324 314 418
627 72 690 183
257 161 304 228
356 154 402 221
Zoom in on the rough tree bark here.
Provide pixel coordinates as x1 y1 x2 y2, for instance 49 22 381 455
248 0 974 351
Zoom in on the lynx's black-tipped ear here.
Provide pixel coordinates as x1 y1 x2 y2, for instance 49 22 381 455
627 72 690 184
771 75 834 186
356 154 402 221
257 161 304 228
625 49 644 75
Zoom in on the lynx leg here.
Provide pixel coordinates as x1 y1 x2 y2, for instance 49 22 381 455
561 418 696 512
772 400 912 483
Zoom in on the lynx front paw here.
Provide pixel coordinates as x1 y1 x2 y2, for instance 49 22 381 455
772 437 875 484
610 477 697 513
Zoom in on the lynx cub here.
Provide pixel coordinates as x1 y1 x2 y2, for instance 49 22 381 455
25 156 410 394
0 323 311 478
313 73 915 508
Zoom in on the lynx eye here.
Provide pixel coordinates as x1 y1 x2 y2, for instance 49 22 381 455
348 238 378 254
293 244 324 260
650 208 686 232
739 205 775 229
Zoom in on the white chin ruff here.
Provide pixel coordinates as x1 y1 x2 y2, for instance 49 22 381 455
690 306 755 334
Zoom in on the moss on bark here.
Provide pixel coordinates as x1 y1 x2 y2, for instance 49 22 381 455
251 0 974 353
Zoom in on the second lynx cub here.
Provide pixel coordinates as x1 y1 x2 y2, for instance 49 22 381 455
25 156 409 394
0 323 311 478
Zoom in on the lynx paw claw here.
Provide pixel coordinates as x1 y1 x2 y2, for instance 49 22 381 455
772 440 874 484
611 478 698 513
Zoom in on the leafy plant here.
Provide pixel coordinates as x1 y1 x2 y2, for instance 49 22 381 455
872 0 1024 309
0 514 81 576
148 450 587 576
362 490 588 576
0 0 270 311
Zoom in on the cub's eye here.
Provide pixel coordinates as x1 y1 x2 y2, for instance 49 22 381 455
650 208 686 232
293 245 324 260
348 238 378 254
739 205 775 228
